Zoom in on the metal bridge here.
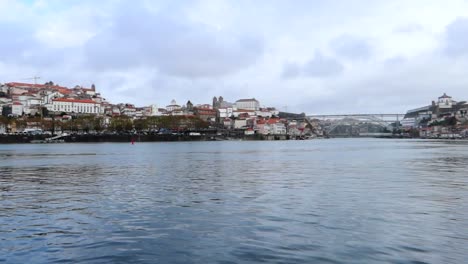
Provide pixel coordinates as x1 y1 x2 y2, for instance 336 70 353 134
306 114 405 136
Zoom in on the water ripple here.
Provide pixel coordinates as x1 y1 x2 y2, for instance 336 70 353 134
1 139 468 263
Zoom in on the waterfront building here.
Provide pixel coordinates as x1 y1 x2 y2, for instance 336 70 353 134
120 104 136 117
217 107 234 122
223 118 233 129
255 119 270 135
402 105 433 128
402 93 460 128
234 118 248 129
244 128 255 135
194 107 217 122
12 102 23 116
50 98 101 114
271 122 287 134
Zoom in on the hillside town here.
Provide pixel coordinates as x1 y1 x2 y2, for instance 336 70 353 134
2 81 468 140
0 81 314 138
402 93 468 138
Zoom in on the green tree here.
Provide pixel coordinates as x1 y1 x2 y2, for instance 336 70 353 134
109 116 133 132
134 118 149 132
93 117 104 132
14 119 27 132
0 116 10 130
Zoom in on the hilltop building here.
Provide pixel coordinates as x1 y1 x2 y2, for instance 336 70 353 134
403 93 468 138
235 98 260 111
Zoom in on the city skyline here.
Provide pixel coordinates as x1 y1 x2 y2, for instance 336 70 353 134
1 0 468 114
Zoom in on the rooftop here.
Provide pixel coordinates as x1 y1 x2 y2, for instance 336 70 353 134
439 93 452 99
236 98 259 103
53 98 98 104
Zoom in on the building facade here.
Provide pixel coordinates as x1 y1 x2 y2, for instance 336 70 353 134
235 98 260 111
50 98 101 114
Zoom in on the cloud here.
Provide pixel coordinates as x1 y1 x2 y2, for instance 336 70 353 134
330 34 373 60
303 52 344 77
84 3 264 78
394 23 424 33
2 0 468 114
0 21 37 62
281 62 301 79
443 17 468 57
281 52 344 79
383 56 407 68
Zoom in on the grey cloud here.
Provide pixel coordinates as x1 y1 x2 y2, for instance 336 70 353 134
299 56 468 114
443 17 468 57
383 56 407 68
84 3 264 78
281 52 344 79
303 52 344 77
0 22 37 62
0 20 76 69
330 34 372 60
394 23 424 33
281 62 301 79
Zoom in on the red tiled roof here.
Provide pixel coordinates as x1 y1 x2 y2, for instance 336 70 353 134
77 88 94 92
267 118 280 125
7 82 68 90
235 109 256 112
53 98 98 104
197 112 216 116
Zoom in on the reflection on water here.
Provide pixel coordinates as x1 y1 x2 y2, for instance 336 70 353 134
1 139 468 263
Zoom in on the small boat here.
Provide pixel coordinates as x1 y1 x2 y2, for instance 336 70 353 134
30 139 65 144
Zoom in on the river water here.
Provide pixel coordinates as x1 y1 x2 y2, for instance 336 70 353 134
0 139 467 263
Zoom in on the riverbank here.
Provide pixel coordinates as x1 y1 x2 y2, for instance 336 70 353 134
0 133 291 143
3 133 467 144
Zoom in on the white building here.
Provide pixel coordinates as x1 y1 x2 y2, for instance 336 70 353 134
255 110 269 117
150 104 164 116
0 84 8 93
401 117 417 128
120 104 136 117
12 102 23 116
166 99 181 112
50 98 101 114
218 107 234 120
234 119 248 129
235 98 260 111
271 122 287 134
16 95 43 115
223 118 233 129
42 91 64 105
232 109 256 118
438 93 455 109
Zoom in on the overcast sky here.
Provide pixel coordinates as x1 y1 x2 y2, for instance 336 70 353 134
1 0 468 114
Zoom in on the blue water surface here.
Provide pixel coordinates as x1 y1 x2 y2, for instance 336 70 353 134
1 139 467 263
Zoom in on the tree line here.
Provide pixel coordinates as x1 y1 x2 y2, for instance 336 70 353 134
0 115 209 134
